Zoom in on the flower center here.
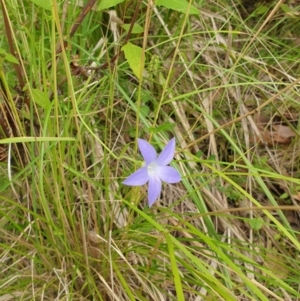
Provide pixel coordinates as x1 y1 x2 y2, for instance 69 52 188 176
147 162 158 177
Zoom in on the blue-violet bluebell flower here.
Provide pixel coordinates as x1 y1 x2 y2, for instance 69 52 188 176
123 137 181 207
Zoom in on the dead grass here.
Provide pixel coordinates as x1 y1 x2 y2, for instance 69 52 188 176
1 0 300 300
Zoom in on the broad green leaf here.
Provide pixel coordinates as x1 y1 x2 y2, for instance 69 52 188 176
156 0 198 15
5 54 19 64
0 48 18 64
280 4 292 13
196 150 203 158
208 154 216 161
122 23 144 34
32 89 50 109
140 105 150 117
122 42 143 81
279 192 289 199
29 0 51 11
254 5 268 15
249 218 264 231
149 123 175 133
97 0 125 10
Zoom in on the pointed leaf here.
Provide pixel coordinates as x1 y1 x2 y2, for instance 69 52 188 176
5 54 18 64
32 89 50 109
122 42 143 81
149 122 175 134
97 0 125 10
29 0 51 10
156 0 198 15
122 23 144 34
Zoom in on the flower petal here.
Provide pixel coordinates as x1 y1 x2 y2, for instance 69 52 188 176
138 139 157 165
156 166 181 183
148 176 162 207
123 167 149 186
156 137 175 166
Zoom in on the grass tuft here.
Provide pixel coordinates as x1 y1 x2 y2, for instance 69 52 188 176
1 0 300 300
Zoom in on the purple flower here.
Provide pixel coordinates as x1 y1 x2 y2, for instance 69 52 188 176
123 137 181 207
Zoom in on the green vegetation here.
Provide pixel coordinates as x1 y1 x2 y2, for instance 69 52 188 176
1 0 300 300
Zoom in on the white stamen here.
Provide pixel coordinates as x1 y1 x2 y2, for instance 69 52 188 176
147 162 158 176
